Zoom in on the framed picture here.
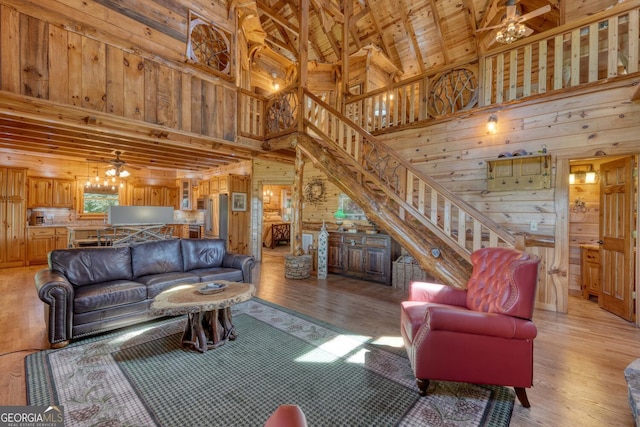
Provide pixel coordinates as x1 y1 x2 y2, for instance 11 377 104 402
232 192 247 211
339 193 366 219
263 196 271 204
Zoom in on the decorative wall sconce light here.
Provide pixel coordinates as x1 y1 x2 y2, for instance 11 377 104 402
271 72 280 91
569 164 598 185
487 114 498 134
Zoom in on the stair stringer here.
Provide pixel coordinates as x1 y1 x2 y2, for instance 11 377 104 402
293 132 473 288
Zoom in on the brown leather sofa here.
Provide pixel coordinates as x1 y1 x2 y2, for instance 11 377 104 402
35 238 255 348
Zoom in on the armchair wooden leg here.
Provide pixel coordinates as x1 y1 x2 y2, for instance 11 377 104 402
416 379 430 396
514 387 531 408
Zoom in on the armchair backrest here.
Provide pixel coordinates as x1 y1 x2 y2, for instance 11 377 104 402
465 248 541 320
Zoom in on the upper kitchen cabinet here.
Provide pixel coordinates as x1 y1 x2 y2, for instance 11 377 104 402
28 177 75 208
131 185 179 209
179 180 192 210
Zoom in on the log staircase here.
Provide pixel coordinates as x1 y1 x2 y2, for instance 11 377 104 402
272 88 516 288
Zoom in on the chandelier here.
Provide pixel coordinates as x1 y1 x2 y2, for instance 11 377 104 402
106 167 130 178
495 20 527 44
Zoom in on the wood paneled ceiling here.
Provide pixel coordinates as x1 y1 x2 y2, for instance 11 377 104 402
246 0 561 78
0 93 264 173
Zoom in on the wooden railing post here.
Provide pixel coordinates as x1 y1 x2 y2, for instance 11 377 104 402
291 145 305 256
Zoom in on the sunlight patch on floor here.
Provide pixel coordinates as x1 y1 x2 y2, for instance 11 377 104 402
295 334 371 363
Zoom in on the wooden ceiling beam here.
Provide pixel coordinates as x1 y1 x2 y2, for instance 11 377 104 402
306 0 341 60
288 0 327 61
364 7 397 72
428 0 448 64
257 0 300 35
0 118 237 164
398 3 426 73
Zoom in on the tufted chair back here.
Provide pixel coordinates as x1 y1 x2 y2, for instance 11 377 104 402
465 247 540 320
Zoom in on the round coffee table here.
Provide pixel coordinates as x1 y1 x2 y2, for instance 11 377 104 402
151 280 255 353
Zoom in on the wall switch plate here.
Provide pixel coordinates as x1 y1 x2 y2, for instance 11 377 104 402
529 221 538 232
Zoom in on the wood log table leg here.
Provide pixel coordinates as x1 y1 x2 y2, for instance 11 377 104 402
219 306 237 340
181 312 209 353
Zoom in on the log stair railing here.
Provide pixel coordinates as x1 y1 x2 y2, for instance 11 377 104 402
295 89 515 288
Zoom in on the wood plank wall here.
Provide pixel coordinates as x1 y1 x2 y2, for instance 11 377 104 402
378 78 640 309
250 158 376 260
0 1 237 141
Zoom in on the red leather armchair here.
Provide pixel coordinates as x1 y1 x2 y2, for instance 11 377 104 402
264 405 308 427
400 247 540 407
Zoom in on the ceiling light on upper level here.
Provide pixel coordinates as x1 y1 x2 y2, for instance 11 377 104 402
495 21 527 44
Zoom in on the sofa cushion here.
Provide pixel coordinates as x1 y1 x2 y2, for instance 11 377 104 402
190 267 243 283
73 280 147 313
181 239 226 271
131 239 183 279
136 272 200 298
49 247 133 287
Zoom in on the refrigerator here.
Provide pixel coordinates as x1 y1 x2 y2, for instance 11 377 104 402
204 194 228 241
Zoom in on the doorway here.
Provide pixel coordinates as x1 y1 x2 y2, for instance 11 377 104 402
260 184 292 260
567 155 638 323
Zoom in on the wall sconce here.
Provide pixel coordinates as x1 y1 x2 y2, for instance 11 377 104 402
569 164 598 185
487 114 498 134
271 72 280 91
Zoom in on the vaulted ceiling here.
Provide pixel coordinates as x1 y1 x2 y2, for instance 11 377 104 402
1 0 618 174
241 0 562 83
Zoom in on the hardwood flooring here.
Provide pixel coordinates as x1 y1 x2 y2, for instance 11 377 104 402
1 249 638 426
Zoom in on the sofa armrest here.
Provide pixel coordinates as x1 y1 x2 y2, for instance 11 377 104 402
409 281 467 307
424 305 538 340
223 253 256 283
34 268 75 345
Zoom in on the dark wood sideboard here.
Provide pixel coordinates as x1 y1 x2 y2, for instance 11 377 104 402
327 231 401 285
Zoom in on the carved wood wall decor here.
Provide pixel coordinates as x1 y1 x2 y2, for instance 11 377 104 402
428 67 478 116
265 88 299 136
187 12 231 75
303 177 327 205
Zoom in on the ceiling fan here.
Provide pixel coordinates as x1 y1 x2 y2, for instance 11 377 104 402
86 151 140 178
477 1 551 44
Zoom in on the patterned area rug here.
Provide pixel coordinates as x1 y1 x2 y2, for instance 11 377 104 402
26 299 514 426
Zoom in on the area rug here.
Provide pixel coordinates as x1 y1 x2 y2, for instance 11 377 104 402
26 299 514 426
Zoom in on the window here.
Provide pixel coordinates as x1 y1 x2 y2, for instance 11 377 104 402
82 186 119 214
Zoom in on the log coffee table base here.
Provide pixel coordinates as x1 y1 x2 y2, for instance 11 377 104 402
182 307 236 353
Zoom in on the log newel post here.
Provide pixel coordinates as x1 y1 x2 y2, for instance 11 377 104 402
291 146 305 256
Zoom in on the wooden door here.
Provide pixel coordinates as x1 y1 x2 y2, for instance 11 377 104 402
599 156 635 321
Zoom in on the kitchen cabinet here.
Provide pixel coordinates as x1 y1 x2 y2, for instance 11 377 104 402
0 168 27 267
27 177 74 208
131 186 179 208
200 180 210 196
27 226 68 265
179 180 192 210
581 244 600 299
209 177 219 193
328 232 400 285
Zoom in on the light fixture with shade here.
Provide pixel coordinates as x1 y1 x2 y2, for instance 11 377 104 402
487 114 498 134
569 164 598 185
271 72 280 91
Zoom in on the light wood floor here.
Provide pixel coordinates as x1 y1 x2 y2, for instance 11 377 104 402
1 248 638 426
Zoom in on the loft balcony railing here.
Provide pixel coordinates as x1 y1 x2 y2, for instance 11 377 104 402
238 2 640 139
234 1 640 262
